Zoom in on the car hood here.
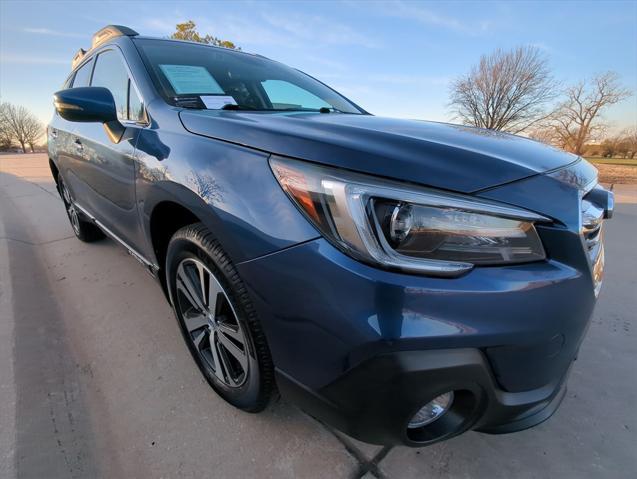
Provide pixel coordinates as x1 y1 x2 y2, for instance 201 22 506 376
179 110 578 193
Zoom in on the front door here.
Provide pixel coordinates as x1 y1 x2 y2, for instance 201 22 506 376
52 57 94 196
72 48 147 251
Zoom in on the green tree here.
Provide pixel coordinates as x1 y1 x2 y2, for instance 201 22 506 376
170 20 239 50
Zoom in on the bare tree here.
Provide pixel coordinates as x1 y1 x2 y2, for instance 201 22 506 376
616 138 630 158
0 102 44 153
600 136 620 158
449 46 557 134
24 115 44 152
186 171 223 204
0 103 13 150
528 127 556 145
621 126 637 159
542 72 631 155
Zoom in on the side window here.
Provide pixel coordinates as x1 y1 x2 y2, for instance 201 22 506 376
261 79 331 110
91 50 128 119
91 50 145 122
71 59 94 88
128 83 145 122
63 74 74 89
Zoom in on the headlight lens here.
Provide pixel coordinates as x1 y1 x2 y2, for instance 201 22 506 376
270 156 548 277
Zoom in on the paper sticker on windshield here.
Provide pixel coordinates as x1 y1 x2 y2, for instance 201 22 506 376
200 95 237 110
159 64 223 95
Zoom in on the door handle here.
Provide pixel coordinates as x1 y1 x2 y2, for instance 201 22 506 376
50 128 58 139
74 139 84 152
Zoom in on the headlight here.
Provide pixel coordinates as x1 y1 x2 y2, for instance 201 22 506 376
270 156 548 277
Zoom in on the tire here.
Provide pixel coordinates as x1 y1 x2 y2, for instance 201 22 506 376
58 176 105 242
166 223 275 412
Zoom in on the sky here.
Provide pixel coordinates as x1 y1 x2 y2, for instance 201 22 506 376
1 0 636 132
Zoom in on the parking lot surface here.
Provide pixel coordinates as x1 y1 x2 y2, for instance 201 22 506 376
1 153 636 478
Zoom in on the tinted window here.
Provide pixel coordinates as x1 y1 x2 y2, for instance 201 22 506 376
91 50 129 119
134 38 362 113
72 59 93 88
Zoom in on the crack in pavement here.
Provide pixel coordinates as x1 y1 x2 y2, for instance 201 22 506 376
325 425 393 479
0 235 76 246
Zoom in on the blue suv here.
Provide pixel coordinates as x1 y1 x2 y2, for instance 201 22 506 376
48 25 613 446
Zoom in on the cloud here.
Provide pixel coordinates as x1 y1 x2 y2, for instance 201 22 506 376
372 1 491 35
201 16 295 47
142 10 378 49
261 12 378 48
301 56 350 72
0 53 68 65
528 42 556 54
143 18 177 34
367 73 451 86
22 27 86 38
322 72 450 86
142 15 293 47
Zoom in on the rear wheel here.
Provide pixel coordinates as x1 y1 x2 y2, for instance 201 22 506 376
58 177 104 242
166 223 274 412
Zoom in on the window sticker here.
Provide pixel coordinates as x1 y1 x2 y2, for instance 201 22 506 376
200 95 237 109
158 64 223 95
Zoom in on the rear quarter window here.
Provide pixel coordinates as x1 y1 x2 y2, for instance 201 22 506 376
71 59 94 88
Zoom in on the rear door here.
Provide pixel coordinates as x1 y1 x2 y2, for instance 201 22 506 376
72 47 147 250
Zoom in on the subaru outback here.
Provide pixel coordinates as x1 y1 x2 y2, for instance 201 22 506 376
48 25 613 446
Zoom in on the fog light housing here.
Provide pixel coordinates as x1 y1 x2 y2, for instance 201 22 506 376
408 392 454 429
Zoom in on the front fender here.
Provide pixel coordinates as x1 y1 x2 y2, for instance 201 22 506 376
134 126 319 266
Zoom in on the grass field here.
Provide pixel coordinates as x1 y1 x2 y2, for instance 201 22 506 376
586 157 637 167
590 163 637 184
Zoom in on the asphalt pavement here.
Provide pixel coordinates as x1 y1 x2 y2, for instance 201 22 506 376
1 153 635 478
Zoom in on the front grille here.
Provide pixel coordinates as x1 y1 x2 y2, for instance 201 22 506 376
581 195 605 295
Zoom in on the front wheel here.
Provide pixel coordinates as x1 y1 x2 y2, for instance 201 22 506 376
166 223 275 412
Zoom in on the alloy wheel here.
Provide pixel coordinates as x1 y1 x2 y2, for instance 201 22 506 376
175 258 249 388
60 180 81 235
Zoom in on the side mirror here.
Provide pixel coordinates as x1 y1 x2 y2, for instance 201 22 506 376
53 87 125 143
54 87 118 123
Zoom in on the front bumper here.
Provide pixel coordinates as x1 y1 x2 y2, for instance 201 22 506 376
276 348 569 446
237 234 597 446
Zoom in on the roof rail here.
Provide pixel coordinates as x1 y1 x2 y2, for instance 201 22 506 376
91 25 139 49
71 48 87 69
70 25 138 70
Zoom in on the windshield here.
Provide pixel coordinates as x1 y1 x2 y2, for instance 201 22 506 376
133 38 364 114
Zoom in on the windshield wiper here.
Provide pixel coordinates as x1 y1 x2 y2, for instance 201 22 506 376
221 103 259 111
319 107 345 113
268 106 347 113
